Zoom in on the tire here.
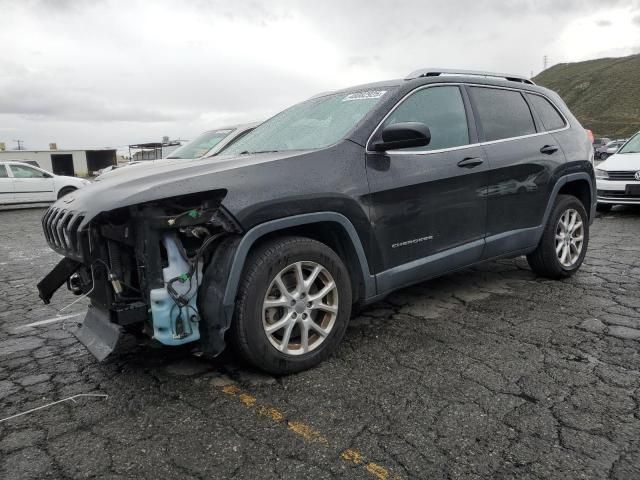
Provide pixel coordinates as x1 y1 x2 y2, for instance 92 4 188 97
526 194 589 279
596 203 613 213
230 236 352 375
599 152 608 160
57 186 77 199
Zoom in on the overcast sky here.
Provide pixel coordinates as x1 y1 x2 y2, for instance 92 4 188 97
1 0 639 150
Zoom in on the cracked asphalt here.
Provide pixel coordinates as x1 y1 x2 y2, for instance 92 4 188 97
1 207 639 480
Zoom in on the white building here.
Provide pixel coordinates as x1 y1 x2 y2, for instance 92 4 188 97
0 148 117 177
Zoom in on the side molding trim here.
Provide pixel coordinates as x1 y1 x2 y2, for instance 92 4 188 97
376 238 485 294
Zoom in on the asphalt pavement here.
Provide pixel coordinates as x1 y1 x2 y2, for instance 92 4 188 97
1 207 639 479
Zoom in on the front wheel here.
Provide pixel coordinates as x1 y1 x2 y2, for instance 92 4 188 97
230 236 352 374
599 152 608 160
527 194 589 279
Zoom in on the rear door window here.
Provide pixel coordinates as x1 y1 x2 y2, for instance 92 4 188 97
469 87 536 141
0 165 8 178
526 94 566 131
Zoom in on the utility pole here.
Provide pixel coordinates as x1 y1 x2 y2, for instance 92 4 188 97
13 139 24 150
543 55 548 71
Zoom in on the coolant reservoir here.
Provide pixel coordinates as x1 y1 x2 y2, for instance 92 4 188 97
149 233 201 345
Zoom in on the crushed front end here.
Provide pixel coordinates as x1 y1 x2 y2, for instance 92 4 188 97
37 191 240 360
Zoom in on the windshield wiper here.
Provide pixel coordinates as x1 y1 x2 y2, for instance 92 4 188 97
239 150 280 155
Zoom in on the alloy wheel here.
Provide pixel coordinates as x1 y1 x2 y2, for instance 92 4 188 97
555 208 584 268
262 261 338 355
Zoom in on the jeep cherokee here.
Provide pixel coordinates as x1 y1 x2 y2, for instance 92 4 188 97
37 68 596 374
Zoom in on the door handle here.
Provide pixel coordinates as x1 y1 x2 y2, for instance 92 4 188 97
457 157 484 168
540 145 559 155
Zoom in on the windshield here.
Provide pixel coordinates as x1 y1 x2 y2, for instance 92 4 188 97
223 89 392 155
166 129 234 159
618 134 640 154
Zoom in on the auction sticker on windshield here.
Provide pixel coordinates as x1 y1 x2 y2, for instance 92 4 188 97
342 90 387 101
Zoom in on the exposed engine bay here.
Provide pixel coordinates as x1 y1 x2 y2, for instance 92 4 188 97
37 191 241 360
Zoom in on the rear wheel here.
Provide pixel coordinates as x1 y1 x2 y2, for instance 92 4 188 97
57 186 77 199
599 152 608 160
230 236 352 374
527 194 589 279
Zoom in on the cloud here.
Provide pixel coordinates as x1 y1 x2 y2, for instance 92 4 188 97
0 60 181 122
1 0 640 148
596 20 612 27
0 84 180 123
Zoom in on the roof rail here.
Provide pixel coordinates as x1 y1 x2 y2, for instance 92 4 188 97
405 68 535 85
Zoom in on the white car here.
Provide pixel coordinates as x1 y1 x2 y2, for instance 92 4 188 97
0 161 90 206
595 132 640 211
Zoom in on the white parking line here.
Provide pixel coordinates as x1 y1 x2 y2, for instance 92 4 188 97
13 312 85 332
0 393 108 423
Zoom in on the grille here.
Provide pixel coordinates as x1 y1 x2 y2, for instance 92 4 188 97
42 207 85 257
606 171 640 181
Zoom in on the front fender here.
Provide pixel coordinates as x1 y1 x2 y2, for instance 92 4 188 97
196 212 375 356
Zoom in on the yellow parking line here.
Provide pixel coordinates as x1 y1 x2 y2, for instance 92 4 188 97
341 448 364 464
287 420 329 444
257 405 285 422
222 384 241 395
365 462 394 480
216 381 403 479
239 393 257 407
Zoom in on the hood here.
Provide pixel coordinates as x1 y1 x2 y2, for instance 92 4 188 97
95 158 188 181
55 174 87 182
53 150 311 226
54 175 90 187
597 152 640 171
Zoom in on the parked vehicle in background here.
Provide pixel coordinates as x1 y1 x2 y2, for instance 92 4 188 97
597 140 625 160
593 137 611 149
0 161 89 205
37 69 594 374
595 132 640 211
20 160 42 168
166 123 259 160
5 160 41 168
94 164 120 176
94 123 259 181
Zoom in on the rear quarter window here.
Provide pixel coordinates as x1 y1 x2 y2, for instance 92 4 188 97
470 87 536 142
526 94 566 131
0 165 8 178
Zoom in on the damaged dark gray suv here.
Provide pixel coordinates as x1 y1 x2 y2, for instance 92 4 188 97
38 69 596 374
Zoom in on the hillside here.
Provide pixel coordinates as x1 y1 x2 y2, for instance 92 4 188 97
534 54 640 138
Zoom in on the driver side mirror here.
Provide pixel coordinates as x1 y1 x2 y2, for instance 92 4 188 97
372 122 431 152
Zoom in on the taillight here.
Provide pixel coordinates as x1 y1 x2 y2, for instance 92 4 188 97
586 129 594 144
